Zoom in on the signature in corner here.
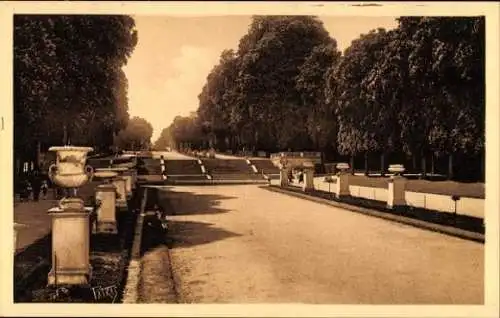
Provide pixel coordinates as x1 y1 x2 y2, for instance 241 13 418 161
92 284 118 303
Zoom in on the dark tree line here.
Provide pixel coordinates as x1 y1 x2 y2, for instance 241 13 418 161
154 16 484 181
114 116 154 151
14 15 138 172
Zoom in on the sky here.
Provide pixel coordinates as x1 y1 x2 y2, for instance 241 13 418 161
122 16 399 142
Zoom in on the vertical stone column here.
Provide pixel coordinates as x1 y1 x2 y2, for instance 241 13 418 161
94 184 118 234
335 163 350 199
47 198 92 286
387 164 407 211
302 168 315 192
112 176 128 209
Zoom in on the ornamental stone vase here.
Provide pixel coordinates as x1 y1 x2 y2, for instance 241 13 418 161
48 146 94 206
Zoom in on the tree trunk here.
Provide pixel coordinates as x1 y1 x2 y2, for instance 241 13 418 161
448 153 454 180
350 155 355 175
63 124 68 145
364 152 369 176
380 153 385 177
412 154 417 171
421 155 427 179
431 153 435 175
36 141 41 170
480 150 485 182
16 157 20 176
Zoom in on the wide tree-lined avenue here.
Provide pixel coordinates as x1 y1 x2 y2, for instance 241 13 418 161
9 9 492 312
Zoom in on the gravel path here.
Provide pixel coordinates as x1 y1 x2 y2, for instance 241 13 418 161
151 150 195 160
156 185 483 304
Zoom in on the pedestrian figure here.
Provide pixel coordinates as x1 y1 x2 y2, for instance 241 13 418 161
153 204 168 230
31 169 42 201
41 179 48 199
298 170 304 183
20 179 32 202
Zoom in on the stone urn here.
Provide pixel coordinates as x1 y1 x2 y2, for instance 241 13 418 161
94 169 119 183
388 164 405 176
336 162 350 173
95 167 129 208
48 146 94 204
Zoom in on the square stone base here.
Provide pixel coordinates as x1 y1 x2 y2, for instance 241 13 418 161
47 266 92 287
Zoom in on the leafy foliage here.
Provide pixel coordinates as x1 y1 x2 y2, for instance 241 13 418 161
114 116 154 151
14 15 138 160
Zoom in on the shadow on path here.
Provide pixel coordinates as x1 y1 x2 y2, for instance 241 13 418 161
141 217 241 254
167 219 242 249
150 187 236 216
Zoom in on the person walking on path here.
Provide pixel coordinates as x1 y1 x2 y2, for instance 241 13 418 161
30 169 42 201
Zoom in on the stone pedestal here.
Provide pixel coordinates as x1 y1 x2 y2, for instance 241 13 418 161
387 175 406 210
94 184 118 234
280 168 290 187
335 172 350 199
14 223 26 253
47 198 92 286
112 177 128 209
302 169 314 192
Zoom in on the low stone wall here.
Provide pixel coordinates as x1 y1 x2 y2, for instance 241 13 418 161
278 176 484 219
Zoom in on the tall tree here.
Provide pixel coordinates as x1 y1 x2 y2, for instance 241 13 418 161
401 17 485 178
232 15 334 151
331 28 392 173
14 15 138 166
296 41 341 155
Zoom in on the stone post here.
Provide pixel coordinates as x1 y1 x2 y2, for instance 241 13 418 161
47 199 93 286
387 164 407 211
112 176 128 210
302 168 315 192
94 183 118 234
335 163 350 199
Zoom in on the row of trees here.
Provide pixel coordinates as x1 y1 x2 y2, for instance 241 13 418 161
114 116 154 151
14 15 138 170
154 16 484 181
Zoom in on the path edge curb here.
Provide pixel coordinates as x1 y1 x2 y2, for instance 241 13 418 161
122 187 148 303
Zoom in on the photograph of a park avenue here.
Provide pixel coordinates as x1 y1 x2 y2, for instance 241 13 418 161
3 2 499 317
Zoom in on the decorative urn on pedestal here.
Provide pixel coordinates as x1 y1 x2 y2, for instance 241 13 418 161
387 164 407 210
93 169 120 234
46 146 94 287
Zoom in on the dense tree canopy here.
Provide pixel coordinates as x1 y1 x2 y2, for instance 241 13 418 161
154 15 485 181
14 15 138 164
114 116 154 151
